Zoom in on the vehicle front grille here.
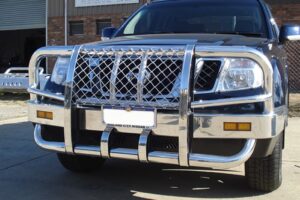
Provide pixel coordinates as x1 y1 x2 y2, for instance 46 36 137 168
194 60 222 91
72 46 185 109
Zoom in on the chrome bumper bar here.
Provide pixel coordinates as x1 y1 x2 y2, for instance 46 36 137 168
28 101 285 139
28 46 74 100
34 125 65 152
191 94 272 108
34 124 256 169
28 45 282 169
27 87 64 102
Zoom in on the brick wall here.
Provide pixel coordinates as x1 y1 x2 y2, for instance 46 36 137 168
285 41 300 92
270 3 300 92
270 3 300 25
48 17 65 45
48 14 127 46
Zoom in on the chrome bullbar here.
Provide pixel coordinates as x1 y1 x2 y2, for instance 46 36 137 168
28 44 280 168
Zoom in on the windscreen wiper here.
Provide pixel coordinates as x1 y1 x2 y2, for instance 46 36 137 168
214 32 264 37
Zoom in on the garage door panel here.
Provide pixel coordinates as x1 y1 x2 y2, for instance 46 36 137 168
0 0 46 31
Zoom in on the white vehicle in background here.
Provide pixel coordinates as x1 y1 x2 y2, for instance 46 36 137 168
0 67 46 93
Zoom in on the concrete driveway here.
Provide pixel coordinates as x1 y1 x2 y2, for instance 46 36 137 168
0 117 299 200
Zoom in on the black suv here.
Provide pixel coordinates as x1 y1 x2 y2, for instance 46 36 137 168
28 0 300 192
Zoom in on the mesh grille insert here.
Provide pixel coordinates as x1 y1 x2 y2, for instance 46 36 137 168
72 47 185 109
195 60 222 91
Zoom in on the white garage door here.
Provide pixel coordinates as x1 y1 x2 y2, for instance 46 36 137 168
0 0 46 31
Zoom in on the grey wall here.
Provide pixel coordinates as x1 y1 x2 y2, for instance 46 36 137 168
0 0 46 31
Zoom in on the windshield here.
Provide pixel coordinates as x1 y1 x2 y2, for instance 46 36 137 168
117 0 269 38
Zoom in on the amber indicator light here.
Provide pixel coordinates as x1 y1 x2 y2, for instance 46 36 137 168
224 122 251 131
37 111 53 120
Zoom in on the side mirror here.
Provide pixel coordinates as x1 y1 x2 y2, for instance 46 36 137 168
279 24 300 43
101 27 117 41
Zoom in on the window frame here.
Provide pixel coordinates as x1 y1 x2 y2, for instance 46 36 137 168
96 19 112 36
69 21 84 36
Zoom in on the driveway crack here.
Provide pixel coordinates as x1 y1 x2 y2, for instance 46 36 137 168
0 153 52 172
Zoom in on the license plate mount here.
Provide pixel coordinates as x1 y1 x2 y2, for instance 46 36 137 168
102 106 157 129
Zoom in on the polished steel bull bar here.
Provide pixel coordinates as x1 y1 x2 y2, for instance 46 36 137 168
28 45 276 169
34 124 256 168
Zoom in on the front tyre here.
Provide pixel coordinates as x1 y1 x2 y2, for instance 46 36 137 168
57 153 105 173
245 136 283 192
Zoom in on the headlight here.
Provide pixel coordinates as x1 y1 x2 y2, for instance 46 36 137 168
51 57 70 85
216 58 264 92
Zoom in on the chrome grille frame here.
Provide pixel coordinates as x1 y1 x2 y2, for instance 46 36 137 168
72 46 186 109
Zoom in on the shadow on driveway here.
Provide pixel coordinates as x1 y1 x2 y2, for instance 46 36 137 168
0 121 265 200
55 161 265 199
